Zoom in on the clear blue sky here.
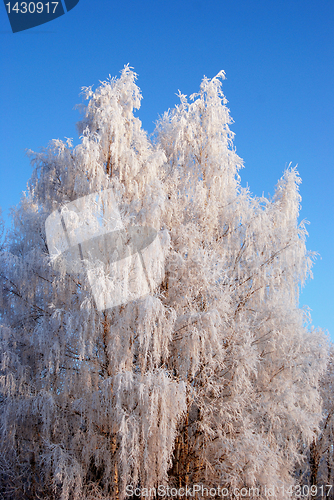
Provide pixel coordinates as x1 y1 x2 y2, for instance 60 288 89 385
0 0 333 340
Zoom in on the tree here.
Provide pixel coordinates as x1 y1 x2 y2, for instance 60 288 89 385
0 67 328 499
296 343 334 496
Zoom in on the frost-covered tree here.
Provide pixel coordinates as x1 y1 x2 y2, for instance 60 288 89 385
296 343 334 494
0 67 329 500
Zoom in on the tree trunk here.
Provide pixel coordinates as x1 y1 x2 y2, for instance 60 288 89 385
309 438 320 486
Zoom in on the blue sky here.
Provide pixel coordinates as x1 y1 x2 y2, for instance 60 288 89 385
0 0 333 340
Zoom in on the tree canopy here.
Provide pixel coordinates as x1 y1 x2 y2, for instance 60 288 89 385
0 67 329 500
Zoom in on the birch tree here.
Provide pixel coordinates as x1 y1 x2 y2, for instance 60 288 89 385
296 344 334 493
0 67 328 500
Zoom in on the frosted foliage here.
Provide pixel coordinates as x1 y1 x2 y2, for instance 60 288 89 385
0 67 328 500
296 344 334 488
